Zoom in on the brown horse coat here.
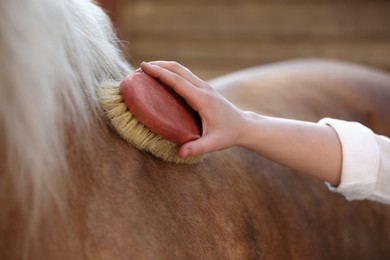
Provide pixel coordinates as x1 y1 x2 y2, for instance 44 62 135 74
1 1 390 259
6 59 390 259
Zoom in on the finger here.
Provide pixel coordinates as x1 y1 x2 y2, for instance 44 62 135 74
141 62 202 106
178 140 207 158
178 134 220 158
147 61 209 89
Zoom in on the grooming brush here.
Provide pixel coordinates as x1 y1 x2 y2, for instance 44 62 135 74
98 71 205 164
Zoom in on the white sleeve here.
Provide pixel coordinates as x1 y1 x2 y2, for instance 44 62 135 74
318 118 390 205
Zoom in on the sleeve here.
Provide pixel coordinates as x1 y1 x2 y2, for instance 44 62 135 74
318 118 390 205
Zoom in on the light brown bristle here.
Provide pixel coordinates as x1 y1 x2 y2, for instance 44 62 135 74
97 82 205 164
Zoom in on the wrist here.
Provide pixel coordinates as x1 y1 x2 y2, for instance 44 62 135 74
237 111 267 149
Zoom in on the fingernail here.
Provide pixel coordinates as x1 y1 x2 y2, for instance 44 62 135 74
135 68 142 72
183 148 191 158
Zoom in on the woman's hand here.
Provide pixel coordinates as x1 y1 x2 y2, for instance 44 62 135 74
141 61 247 158
141 61 342 185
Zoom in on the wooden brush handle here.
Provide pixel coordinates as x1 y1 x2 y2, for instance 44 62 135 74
119 72 202 145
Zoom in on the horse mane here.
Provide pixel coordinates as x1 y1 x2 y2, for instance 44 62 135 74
0 0 130 250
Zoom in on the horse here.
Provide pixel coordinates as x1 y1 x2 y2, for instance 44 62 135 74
1 0 390 259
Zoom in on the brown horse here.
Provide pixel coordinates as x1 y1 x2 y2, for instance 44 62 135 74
1 0 390 259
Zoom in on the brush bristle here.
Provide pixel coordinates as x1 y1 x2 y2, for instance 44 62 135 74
98 82 205 164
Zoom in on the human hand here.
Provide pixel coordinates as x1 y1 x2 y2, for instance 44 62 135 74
140 61 248 158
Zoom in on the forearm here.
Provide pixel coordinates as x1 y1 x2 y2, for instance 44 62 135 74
239 112 342 185
141 61 342 185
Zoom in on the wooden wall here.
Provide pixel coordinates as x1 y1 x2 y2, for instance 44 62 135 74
117 0 390 79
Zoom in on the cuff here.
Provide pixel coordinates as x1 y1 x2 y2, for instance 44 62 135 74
318 118 380 201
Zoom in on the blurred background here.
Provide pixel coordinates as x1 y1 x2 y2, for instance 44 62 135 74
98 0 390 80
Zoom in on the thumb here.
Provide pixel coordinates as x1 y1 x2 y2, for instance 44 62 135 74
178 136 215 158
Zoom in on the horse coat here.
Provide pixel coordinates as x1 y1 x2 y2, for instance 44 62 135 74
1 0 390 259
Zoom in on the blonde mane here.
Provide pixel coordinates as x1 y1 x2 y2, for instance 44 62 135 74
0 0 131 251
